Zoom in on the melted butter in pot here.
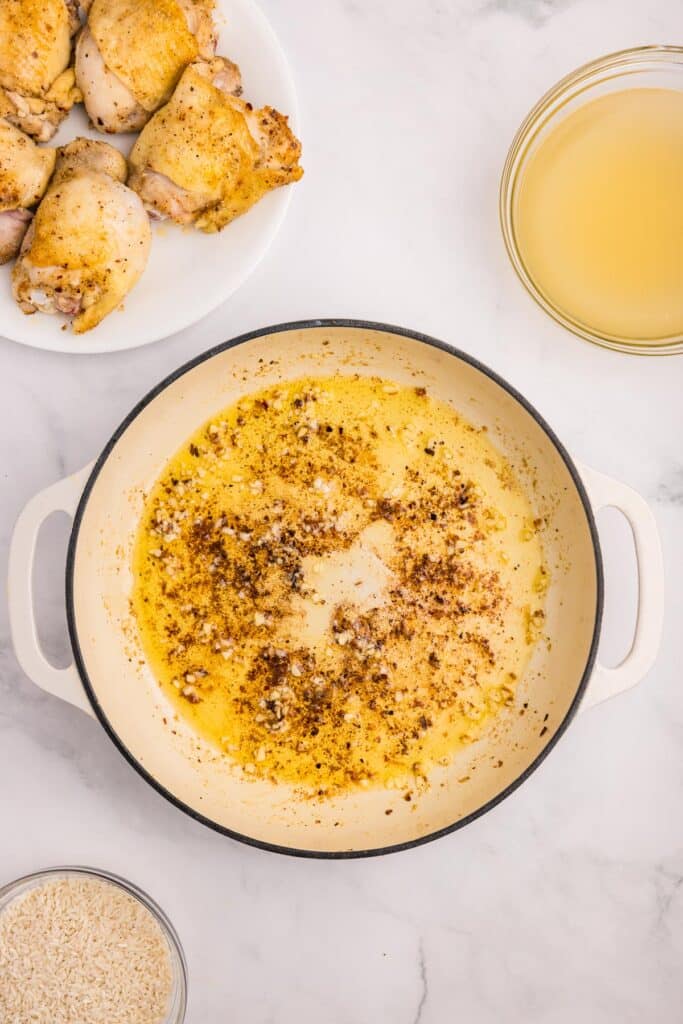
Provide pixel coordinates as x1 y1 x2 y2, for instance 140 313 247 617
132 376 546 794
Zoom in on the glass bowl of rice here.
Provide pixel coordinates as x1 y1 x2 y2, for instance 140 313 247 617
0 866 187 1024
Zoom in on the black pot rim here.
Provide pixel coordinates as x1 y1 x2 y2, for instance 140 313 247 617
66 318 604 859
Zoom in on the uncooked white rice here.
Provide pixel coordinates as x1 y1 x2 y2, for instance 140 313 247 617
0 874 173 1024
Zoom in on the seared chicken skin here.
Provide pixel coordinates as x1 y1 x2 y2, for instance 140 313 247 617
76 0 216 133
12 138 151 333
0 0 80 141
128 57 303 232
0 119 56 263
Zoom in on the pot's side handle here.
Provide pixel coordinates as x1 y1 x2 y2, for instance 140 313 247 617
577 462 664 711
8 465 95 718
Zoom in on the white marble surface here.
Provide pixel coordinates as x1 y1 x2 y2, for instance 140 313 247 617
1 0 682 1020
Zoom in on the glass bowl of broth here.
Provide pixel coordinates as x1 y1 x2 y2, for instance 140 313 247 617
500 46 683 355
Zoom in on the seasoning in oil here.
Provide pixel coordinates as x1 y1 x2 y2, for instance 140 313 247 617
132 376 547 793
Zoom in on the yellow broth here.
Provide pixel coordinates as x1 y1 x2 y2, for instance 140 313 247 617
514 88 683 342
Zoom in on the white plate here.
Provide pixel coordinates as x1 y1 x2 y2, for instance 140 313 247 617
0 0 299 354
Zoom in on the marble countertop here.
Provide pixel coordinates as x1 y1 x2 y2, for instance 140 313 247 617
1 0 682 1020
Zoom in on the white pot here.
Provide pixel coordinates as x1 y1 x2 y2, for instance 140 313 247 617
8 321 664 857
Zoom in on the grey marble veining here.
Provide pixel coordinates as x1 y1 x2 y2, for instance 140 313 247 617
482 0 576 26
1 0 682 1021
657 467 683 506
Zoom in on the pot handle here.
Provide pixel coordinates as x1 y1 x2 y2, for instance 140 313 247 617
577 463 664 711
8 465 95 718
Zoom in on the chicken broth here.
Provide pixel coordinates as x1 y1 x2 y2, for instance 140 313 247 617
513 88 683 342
132 376 547 794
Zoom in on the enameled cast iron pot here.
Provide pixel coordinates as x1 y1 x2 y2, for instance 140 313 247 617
8 321 664 857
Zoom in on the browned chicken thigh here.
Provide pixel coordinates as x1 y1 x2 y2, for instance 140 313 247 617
12 138 151 333
0 118 56 263
128 57 303 232
0 0 80 141
75 0 216 133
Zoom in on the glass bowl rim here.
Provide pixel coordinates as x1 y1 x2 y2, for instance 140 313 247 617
0 864 187 1024
499 44 683 356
